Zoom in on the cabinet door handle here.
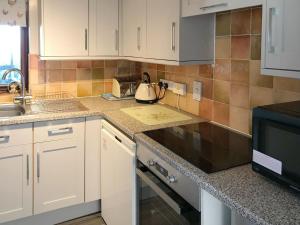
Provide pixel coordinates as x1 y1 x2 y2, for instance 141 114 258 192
200 3 228 10
85 28 88 50
48 127 73 136
171 22 176 51
26 154 30 185
115 29 119 51
0 135 9 143
37 152 40 179
137 27 141 51
268 7 276 54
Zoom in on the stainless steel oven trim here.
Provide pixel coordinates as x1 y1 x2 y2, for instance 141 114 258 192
137 168 182 215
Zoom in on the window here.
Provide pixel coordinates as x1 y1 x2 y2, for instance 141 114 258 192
0 25 28 94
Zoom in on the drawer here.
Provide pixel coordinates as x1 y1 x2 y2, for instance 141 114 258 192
0 123 33 148
34 118 85 143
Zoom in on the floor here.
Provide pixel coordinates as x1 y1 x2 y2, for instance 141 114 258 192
58 214 105 225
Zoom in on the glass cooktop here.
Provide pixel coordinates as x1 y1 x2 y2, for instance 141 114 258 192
143 122 252 174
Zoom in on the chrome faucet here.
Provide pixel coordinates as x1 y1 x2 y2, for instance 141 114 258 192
3 68 31 105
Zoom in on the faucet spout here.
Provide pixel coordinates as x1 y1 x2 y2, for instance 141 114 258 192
3 68 26 104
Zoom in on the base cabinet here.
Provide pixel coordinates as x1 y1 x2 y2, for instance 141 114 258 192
0 144 33 224
34 138 84 214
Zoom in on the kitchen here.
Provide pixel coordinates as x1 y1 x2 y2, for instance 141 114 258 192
0 0 299 225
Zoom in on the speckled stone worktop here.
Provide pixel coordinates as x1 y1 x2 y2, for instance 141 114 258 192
1 96 299 225
135 133 300 225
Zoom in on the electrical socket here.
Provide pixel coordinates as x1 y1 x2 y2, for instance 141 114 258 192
160 79 174 91
193 81 202 101
173 82 187 96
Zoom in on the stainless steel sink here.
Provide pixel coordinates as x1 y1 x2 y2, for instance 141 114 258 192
0 104 26 118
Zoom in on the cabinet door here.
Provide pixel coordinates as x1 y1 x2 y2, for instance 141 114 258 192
41 0 89 57
122 0 147 57
147 0 180 61
85 117 101 203
0 144 32 224
182 0 262 17
89 0 119 56
263 0 300 72
34 139 84 214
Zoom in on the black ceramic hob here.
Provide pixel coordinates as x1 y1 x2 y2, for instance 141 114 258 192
143 122 252 174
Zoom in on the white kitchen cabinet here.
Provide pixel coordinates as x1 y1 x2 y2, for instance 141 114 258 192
182 0 262 17
101 121 136 225
146 0 214 63
122 0 147 58
85 117 101 203
89 0 119 56
146 0 180 61
40 0 89 57
33 119 85 214
261 0 300 79
0 144 33 224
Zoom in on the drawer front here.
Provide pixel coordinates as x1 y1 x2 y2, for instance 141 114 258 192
34 118 85 143
0 123 33 148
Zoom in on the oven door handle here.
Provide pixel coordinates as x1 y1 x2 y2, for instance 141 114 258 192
137 168 182 215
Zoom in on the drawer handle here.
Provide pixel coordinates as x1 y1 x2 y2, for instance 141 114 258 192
0 136 9 143
37 152 40 179
26 154 30 185
48 127 73 136
200 3 228 10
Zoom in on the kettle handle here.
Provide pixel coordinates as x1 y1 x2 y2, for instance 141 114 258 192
143 72 151 84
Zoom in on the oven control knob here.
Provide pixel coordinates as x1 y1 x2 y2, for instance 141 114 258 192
167 175 177 184
147 160 155 167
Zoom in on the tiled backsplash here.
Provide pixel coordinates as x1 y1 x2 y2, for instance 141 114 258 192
140 7 300 134
29 55 141 98
2 6 299 135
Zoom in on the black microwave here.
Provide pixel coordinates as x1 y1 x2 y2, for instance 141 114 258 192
252 101 300 191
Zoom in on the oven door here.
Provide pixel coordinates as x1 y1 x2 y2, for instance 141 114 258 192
136 162 201 225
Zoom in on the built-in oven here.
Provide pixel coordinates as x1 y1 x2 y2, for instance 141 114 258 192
136 144 201 225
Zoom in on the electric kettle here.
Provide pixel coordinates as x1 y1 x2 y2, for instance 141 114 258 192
135 72 157 104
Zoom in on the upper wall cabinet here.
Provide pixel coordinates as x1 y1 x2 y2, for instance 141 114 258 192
122 0 147 58
40 0 89 57
89 0 119 56
261 0 300 79
123 0 215 64
40 0 119 58
182 0 262 17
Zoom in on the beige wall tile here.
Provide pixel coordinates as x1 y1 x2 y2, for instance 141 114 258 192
214 59 231 81
273 77 300 93
45 83 62 95
76 69 92 81
250 60 273 88
77 82 92 97
213 80 230 104
198 98 213 120
61 61 77 69
62 69 77 82
92 82 105 96
273 90 300 103
251 7 262 35
45 61 61 70
231 83 250 108
213 102 230 126
216 37 231 59
250 86 274 108
198 77 213 99
92 60 104 68
199 65 213 78
46 70 62 83
62 82 77 97
231 60 250 84
230 106 250 134
231 36 250 59
77 61 92 69
231 9 251 35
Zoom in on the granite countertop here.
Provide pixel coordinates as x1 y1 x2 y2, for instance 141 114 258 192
135 133 300 225
1 96 299 225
